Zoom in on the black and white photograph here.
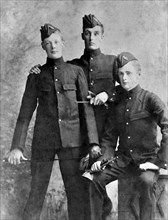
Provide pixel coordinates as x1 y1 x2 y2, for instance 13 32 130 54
1 1 168 220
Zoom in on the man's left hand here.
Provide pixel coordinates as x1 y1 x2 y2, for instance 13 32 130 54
89 145 102 159
139 162 159 171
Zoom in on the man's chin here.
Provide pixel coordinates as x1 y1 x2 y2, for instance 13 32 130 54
48 54 62 59
88 46 99 51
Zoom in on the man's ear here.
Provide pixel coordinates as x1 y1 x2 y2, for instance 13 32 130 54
81 33 84 40
41 42 45 50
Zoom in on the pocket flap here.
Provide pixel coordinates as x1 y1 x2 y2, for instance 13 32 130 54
95 72 112 79
130 111 150 121
63 84 77 90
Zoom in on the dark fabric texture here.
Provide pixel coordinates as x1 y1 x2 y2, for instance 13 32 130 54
69 49 117 140
100 85 168 169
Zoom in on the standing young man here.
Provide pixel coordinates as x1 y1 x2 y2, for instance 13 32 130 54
6 23 99 220
89 52 168 220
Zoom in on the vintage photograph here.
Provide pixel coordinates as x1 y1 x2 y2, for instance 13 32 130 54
1 0 168 220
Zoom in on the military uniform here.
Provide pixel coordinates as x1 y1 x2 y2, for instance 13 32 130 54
68 14 117 141
69 48 116 140
11 24 99 220
88 53 168 220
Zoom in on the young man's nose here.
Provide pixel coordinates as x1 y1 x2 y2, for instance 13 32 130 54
51 42 56 48
123 73 127 80
90 33 95 40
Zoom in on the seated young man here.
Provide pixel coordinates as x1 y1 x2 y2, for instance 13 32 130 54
86 52 168 220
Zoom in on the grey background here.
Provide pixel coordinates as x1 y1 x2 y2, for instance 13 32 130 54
1 0 167 219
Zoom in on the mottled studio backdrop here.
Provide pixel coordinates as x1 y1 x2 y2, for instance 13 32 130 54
1 0 167 220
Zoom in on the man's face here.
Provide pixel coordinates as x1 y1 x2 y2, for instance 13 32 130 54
42 32 64 59
82 26 103 50
118 61 140 91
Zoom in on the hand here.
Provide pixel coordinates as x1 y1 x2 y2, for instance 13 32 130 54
139 162 159 171
79 154 90 171
89 145 102 159
6 149 27 165
91 161 103 172
89 92 108 105
29 64 41 74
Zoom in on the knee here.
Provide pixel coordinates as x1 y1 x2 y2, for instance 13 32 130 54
139 171 157 188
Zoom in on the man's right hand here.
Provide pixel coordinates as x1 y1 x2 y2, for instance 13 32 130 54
6 149 27 165
29 64 41 74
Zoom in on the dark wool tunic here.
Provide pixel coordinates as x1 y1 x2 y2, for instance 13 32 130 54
100 85 168 169
69 48 117 139
11 57 99 160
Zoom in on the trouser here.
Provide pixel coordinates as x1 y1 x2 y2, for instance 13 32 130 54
22 147 87 220
86 159 159 220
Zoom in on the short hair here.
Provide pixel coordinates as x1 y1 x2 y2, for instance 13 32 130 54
130 60 141 75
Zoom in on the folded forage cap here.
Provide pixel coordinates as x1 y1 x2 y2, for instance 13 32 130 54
117 52 138 68
40 23 60 41
83 14 103 30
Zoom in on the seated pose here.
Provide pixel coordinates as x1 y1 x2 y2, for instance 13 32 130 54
6 23 99 220
86 52 168 220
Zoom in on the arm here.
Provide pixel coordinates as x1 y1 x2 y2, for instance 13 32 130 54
76 67 99 146
99 103 118 161
148 93 168 169
91 103 118 172
7 74 38 164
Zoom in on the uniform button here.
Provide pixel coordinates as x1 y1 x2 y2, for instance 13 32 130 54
90 69 93 72
130 149 133 152
126 122 129 125
128 136 131 139
129 97 132 100
90 81 94 85
59 119 61 122
55 79 58 81
90 57 93 60
55 67 57 70
126 109 129 112
57 91 60 94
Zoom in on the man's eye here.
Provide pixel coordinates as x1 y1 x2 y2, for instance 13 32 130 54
45 42 50 46
94 32 100 36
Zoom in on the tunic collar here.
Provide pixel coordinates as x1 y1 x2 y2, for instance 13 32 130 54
125 84 141 97
46 57 64 67
83 48 101 59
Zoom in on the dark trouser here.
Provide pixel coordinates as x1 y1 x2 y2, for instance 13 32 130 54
22 147 87 220
85 159 159 220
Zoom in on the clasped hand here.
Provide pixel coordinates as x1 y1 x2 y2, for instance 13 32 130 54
87 91 108 105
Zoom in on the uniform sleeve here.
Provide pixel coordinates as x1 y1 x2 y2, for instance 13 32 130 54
104 55 117 99
99 103 119 160
11 74 38 151
76 67 99 146
148 93 168 169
